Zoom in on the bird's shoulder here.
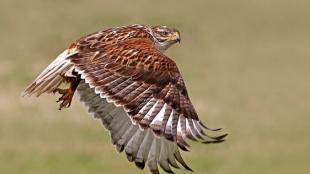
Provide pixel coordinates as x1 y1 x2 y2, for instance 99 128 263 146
72 24 153 50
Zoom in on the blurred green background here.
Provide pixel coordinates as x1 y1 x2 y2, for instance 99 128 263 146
1 0 309 173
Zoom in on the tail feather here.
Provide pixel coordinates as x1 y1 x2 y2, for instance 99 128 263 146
22 48 78 97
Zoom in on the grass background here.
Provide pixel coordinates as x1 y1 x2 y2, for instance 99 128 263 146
1 0 309 173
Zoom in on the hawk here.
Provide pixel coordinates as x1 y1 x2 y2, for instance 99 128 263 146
23 24 227 174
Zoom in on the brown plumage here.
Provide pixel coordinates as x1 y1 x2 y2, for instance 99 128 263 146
23 24 227 174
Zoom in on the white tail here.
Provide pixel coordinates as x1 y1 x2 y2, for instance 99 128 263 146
22 48 78 97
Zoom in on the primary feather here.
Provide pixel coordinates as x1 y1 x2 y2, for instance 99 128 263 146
23 24 227 174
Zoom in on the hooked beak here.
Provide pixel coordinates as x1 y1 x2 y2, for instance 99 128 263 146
175 31 181 43
169 31 181 43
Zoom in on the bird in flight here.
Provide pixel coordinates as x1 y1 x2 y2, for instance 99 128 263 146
23 24 227 174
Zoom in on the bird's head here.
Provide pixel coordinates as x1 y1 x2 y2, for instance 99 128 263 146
150 25 181 52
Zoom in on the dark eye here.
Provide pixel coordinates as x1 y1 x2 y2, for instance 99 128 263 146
162 31 169 35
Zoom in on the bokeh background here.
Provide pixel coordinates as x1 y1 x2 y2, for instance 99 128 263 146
1 0 309 173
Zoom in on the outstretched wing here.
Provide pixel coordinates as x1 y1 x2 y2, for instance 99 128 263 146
69 37 227 173
22 24 150 98
77 80 190 173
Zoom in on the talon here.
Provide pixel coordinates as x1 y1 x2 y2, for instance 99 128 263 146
53 73 81 110
53 87 74 110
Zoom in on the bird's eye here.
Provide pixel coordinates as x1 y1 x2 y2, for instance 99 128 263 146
162 31 169 35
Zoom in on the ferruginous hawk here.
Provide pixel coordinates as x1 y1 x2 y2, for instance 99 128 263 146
23 24 227 174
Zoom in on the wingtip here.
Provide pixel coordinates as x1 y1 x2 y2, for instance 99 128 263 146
202 139 226 144
20 91 27 97
183 164 194 172
21 90 34 98
174 151 193 172
177 143 190 152
208 133 228 141
135 160 145 170
159 162 175 174
21 85 32 97
199 121 222 131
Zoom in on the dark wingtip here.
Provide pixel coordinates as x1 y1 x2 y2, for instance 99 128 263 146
115 144 124 152
216 133 228 140
199 122 222 131
202 139 226 144
135 160 145 170
159 163 175 174
184 165 194 172
206 133 228 141
174 152 193 172
177 143 190 152
167 159 180 169
125 152 135 162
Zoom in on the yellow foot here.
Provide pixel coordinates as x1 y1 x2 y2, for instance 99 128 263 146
53 88 74 110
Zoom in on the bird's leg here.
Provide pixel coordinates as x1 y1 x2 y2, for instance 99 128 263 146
53 73 81 110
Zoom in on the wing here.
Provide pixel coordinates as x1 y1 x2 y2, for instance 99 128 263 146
22 47 78 97
77 80 190 173
69 38 227 173
22 24 151 97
